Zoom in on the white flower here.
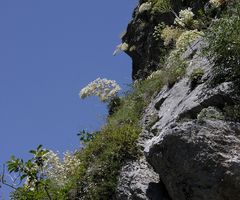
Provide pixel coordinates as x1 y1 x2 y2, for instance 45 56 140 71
174 8 194 27
210 0 223 7
79 78 121 102
43 150 81 187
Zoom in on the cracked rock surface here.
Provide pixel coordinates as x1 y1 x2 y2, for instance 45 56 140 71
117 38 240 200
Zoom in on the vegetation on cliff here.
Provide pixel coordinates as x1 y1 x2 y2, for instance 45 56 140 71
1 0 239 199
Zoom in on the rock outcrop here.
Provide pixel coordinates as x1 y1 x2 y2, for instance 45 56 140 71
116 0 240 199
122 0 209 80
146 120 240 200
117 35 240 199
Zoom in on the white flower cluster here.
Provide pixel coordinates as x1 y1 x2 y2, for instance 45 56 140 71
24 177 38 191
153 23 165 41
139 2 152 13
44 151 81 187
174 8 194 27
209 0 224 7
79 78 121 102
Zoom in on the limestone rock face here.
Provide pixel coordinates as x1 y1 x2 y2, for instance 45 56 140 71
122 1 175 80
116 158 169 200
142 40 240 199
116 1 240 199
117 37 240 199
146 120 240 200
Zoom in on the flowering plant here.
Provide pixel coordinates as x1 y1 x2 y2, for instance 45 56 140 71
210 0 225 7
174 8 195 27
2 145 81 199
79 78 121 102
44 150 81 187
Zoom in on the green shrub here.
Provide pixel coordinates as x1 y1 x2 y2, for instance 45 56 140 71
72 65 173 199
197 106 224 123
164 50 187 87
160 26 184 46
10 187 48 200
190 68 204 81
223 104 240 122
150 0 172 14
107 96 122 116
176 30 204 51
76 124 140 200
204 1 240 92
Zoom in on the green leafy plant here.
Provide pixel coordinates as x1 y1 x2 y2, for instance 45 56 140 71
164 50 187 87
76 124 140 200
204 1 240 92
160 25 184 46
176 30 204 51
107 96 122 115
223 104 240 122
5 145 52 199
77 130 98 145
3 145 82 199
190 68 204 81
150 0 172 14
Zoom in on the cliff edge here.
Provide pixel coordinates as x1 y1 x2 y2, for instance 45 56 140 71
116 0 240 199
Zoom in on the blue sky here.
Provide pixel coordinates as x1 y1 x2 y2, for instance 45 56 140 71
0 0 137 198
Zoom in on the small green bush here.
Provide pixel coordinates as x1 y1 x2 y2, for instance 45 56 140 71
197 106 224 122
190 68 204 81
160 26 184 46
190 68 204 89
223 104 240 122
176 30 204 51
150 0 172 14
164 50 187 87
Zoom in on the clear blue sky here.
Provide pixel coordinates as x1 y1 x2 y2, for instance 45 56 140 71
0 0 137 198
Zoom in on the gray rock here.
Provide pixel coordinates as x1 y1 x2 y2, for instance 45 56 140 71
143 40 240 200
146 120 240 200
116 104 170 200
118 2 239 196
117 39 238 200
116 158 169 200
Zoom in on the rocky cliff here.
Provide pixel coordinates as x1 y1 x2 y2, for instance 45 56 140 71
4 1 240 199
116 0 240 199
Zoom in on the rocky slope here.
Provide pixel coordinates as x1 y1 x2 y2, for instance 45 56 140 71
116 1 240 200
